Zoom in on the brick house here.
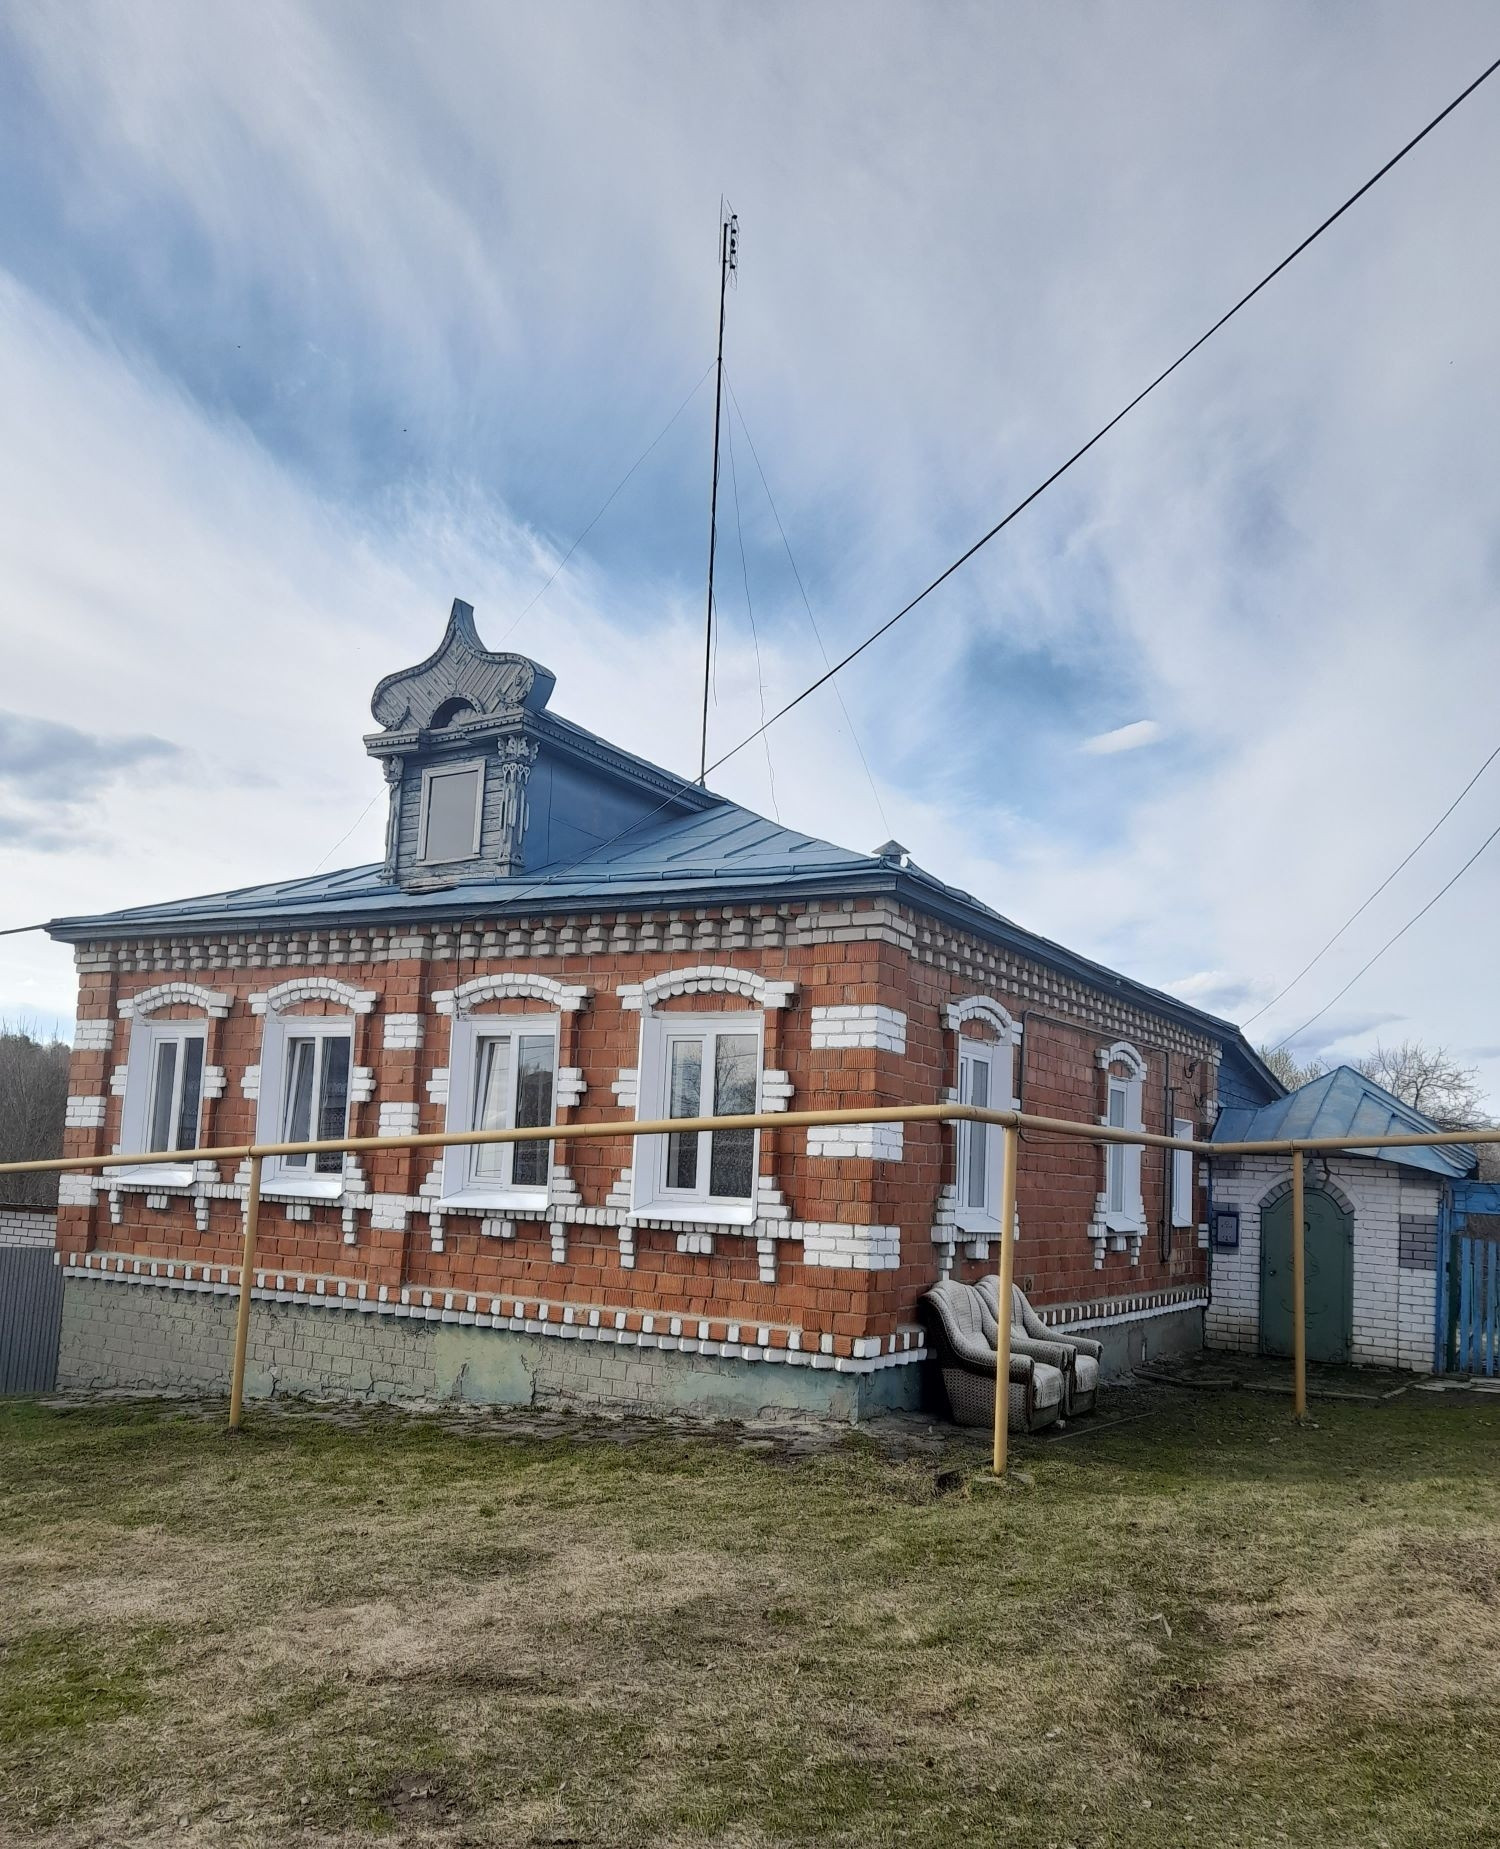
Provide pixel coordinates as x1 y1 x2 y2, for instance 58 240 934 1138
46 600 1280 1418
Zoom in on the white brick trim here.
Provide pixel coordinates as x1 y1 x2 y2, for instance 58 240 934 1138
381 1013 424 1050
250 977 376 1016
807 1122 904 1162
618 965 796 1012
809 1004 907 1052
64 1095 107 1129
119 982 231 1019
1097 1039 1148 1079
944 995 1021 1043
72 1019 114 1051
432 973 589 1015
799 1222 901 1270
377 1103 420 1138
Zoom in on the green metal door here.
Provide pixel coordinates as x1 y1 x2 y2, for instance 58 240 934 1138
1260 1188 1353 1364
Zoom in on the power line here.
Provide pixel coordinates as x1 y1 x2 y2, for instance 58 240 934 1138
1271 816 1500 1052
701 51 1500 784
722 369 892 840
497 358 716 646
723 404 780 820
1242 738 1500 1027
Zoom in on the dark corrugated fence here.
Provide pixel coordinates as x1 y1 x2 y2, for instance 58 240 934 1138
0 1248 64 1394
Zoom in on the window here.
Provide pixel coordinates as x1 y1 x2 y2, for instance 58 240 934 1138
146 1029 206 1155
118 1021 209 1181
260 1018 354 1194
955 1041 1001 1230
634 1012 761 1222
1105 1078 1129 1216
418 760 484 863
441 1016 558 1205
278 1030 352 1175
1172 1116 1195 1228
1098 1046 1146 1235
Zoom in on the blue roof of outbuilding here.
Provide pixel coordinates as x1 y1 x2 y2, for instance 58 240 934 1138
1213 1065 1475 1178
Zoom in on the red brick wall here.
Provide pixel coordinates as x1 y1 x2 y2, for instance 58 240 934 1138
56 909 1216 1360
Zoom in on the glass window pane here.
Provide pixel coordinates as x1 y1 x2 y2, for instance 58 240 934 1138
422 766 481 861
175 1037 205 1152
708 1032 758 1200
1108 1084 1127 1129
966 1062 989 1211
471 1036 512 1179
314 1035 351 1174
281 1038 315 1169
148 1041 177 1153
708 1128 754 1199
665 1039 702 1191
511 1034 554 1188
712 1034 757 1115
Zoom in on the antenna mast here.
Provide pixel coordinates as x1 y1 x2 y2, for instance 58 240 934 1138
698 204 739 784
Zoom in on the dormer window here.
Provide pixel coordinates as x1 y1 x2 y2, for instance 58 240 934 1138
418 760 484 864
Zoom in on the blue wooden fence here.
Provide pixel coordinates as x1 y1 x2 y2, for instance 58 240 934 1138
1438 1181 1500 1376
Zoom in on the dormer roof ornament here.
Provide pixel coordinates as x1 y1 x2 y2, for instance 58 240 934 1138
369 598 556 733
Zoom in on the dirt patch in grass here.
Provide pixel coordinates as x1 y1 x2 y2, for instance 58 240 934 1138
1 1390 1498 1847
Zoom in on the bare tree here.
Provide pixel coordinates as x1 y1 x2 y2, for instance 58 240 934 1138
1351 1039 1493 1131
1257 1045 1328 1092
0 1027 71 1208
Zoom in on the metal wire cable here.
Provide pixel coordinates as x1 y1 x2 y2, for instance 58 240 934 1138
1242 739 1500 1027
496 359 716 645
1270 816 1500 1052
701 50 1500 784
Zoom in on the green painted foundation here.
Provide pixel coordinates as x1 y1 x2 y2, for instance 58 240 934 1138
56 1278 922 1423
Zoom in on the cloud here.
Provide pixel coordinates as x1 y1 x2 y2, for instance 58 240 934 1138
0 710 178 801
1079 719 1165 757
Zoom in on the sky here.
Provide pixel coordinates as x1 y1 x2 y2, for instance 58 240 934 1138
2 2 1498 1106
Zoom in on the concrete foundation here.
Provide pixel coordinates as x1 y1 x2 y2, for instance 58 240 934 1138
1071 1302 1205 1380
56 1278 922 1422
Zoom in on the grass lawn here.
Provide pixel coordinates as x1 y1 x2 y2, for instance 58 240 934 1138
1 1388 1497 1849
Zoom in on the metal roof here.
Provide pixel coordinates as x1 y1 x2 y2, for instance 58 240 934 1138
46 788 1279 1069
1213 1065 1475 1178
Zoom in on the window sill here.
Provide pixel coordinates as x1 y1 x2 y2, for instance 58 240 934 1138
438 1189 550 1216
955 1215 1003 1238
1101 1212 1147 1236
105 1166 195 1191
629 1201 757 1229
262 1176 347 1203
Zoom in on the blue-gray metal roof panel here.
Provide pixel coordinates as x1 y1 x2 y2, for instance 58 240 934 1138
1211 1065 1474 1177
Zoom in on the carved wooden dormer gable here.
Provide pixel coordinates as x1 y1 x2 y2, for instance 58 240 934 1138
364 599 558 889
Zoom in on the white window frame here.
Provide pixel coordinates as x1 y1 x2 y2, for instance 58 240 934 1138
257 1014 356 1199
631 1009 763 1226
1172 1116 1195 1229
417 757 485 864
955 1039 1004 1234
115 1019 210 1186
440 1012 560 1211
1100 1047 1147 1235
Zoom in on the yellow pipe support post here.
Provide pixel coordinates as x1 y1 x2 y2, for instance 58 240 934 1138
1290 1146 1307 1420
228 1152 263 1433
991 1123 1021 1476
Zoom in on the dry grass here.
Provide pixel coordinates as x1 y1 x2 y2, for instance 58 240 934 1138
1 1388 1498 1848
